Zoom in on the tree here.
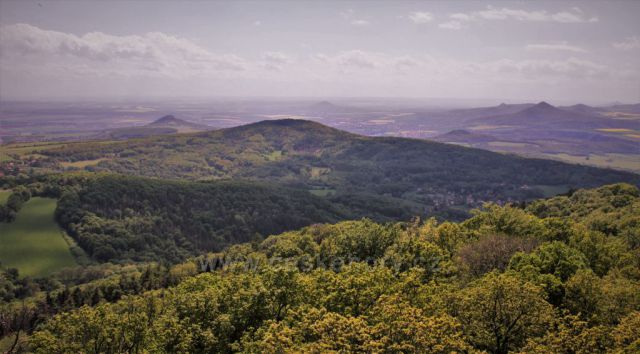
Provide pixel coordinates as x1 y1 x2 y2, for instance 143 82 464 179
368 295 471 353
521 314 613 353
509 241 588 282
453 272 554 354
457 234 537 277
612 311 640 353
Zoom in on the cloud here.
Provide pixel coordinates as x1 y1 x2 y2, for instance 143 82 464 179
1 24 630 101
339 9 354 19
438 21 465 30
350 20 370 26
439 6 598 29
253 20 262 26
0 23 247 77
331 50 380 69
408 12 434 24
340 9 369 26
309 53 614 84
487 57 608 78
525 43 587 53
313 51 426 74
261 51 292 71
450 13 472 21
394 56 420 68
612 36 640 50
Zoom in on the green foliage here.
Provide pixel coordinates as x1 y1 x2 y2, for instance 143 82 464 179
0 186 31 222
452 272 554 354
8 183 640 353
55 174 353 263
527 183 640 247
509 241 588 282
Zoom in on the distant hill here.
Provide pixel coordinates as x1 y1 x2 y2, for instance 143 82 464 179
302 101 361 115
103 115 213 139
432 129 497 144
469 102 633 130
147 115 210 130
560 103 605 116
41 119 640 220
444 103 535 122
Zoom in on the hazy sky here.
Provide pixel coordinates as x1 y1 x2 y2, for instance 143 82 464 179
1 0 639 103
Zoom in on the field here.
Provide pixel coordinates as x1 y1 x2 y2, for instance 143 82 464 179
0 189 11 204
0 197 76 277
60 158 109 168
487 141 536 148
530 184 570 198
541 153 640 174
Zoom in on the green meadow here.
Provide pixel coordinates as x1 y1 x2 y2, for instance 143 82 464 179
0 197 76 277
0 189 11 204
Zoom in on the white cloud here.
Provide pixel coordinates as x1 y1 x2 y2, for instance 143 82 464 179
340 9 354 19
393 56 421 74
612 36 640 50
0 23 247 77
340 9 369 26
253 20 262 26
331 50 380 69
1 24 631 101
313 51 426 74
438 21 465 30
351 19 370 26
440 6 598 29
525 43 587 53
450 13 472 21
261 51 292 71
486 57 608 78
408 12 434 24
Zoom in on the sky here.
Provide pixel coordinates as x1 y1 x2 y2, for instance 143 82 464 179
1 0 639 104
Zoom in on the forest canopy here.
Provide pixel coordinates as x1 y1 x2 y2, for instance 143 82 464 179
3 183 637 353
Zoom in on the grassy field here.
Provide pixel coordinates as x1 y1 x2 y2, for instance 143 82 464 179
60 158 109 168
487 141 536 148
0 189 11 205
541 153 640 174
531 185 570 198
0 197 76 277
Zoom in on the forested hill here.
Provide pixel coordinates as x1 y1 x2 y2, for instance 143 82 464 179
10 183 639 353
0 172 420 263
52 174 357 263
36 119 640 216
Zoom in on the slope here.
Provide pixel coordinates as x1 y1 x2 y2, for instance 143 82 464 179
38 119 640 217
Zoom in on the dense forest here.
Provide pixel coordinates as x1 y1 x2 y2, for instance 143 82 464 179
1 173 365 263
17 119 640 218
2 183 638 353
56 174 356 263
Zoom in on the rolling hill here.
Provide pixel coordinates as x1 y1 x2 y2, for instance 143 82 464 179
469 101 624 129
36 119 640 220
102 115 213 139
